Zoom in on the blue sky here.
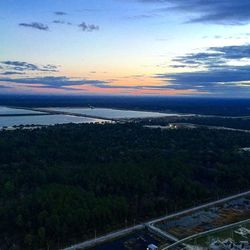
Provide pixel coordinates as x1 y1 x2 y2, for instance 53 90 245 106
1 0 250 96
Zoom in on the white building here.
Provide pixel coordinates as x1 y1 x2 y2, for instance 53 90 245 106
147 244 158 250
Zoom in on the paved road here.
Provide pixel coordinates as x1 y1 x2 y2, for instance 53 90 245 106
150 190 250 225
63 224 144 250
32 108 116 122
62 190 250 250
147 223 179 242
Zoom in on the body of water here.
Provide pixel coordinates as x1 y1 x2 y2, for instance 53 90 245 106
0 106 46 115
42 107 182 119
0 106 186 128
0 115 108 128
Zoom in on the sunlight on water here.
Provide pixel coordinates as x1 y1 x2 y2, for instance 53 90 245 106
43 107 183 119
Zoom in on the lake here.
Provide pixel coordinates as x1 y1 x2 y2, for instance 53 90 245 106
42 107 182 119
0 115 108 128
0 106 187 128
0 106 46 115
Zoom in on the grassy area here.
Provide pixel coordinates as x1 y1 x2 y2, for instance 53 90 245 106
186 221 250 248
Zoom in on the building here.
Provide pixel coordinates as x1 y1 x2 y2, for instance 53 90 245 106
147 244 158 250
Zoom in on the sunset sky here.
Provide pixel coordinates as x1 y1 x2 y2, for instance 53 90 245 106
1 0 250 96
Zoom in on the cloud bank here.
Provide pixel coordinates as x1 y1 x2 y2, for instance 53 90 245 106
0 61 59 74
19 22 49 31
138 0 250 25
155 44 250 95
0 76 108 90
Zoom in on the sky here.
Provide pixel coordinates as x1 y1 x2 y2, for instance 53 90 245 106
1 0 250 97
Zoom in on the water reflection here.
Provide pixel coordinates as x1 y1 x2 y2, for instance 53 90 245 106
0 106 45 115
0 115 108 128
43 108 181 119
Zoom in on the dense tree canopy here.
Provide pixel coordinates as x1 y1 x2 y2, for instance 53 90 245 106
1 123 250 249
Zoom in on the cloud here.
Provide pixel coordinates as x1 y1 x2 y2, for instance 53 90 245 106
0 75 171 92
53 20 99 30
41 64 59 72
127 14 158 19
78 22 99 32
210 45 250 60
0 76 108 90
0 85 11 89
137 0 250 25
54 11 67 16
19 22 49 31
157 66 250 89
53 20 72 25
154 44 250 95
0 61 59 73
172 44 250 68
0 71 25 75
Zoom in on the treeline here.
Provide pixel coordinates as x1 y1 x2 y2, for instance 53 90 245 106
2 95 250 116
140 116 250 131
179 117 250 130
1 123 250 249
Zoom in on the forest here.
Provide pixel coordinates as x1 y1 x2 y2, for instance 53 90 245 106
1 123 250 249
2 95 250 116
140 116 250 130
